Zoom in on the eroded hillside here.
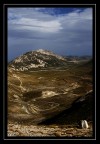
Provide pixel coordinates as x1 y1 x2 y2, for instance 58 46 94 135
7 50 93 137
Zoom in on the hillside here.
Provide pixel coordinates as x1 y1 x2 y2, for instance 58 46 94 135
9 49 68 71
8 49 93 137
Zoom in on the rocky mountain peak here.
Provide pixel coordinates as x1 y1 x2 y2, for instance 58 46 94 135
8 49 67 71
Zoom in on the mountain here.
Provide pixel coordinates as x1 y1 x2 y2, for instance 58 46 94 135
9 49 68 71
64 56 92 64
8 49 93 137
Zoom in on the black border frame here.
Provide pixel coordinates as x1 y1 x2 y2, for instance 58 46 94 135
3 3 96 141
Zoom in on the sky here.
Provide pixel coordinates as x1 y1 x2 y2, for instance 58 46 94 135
8 7 93 61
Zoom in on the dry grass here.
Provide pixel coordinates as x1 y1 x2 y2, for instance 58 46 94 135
7 62 93 138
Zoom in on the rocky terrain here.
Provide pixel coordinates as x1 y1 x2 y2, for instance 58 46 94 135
8 122 93 137
9 49 67 71
7 49 93 137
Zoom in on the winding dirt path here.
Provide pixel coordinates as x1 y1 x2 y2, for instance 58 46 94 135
13 74 26 92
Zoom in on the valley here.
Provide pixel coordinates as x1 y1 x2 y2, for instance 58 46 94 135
7 50 93 137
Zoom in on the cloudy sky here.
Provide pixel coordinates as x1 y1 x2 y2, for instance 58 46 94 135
8 7 92 61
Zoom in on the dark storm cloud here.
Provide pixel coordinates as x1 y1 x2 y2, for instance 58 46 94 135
8 8 92 61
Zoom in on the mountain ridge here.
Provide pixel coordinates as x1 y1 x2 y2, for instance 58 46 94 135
9 49 68 71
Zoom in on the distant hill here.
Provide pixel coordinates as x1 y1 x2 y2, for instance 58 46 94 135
9 49 68 71
8 49 92 71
